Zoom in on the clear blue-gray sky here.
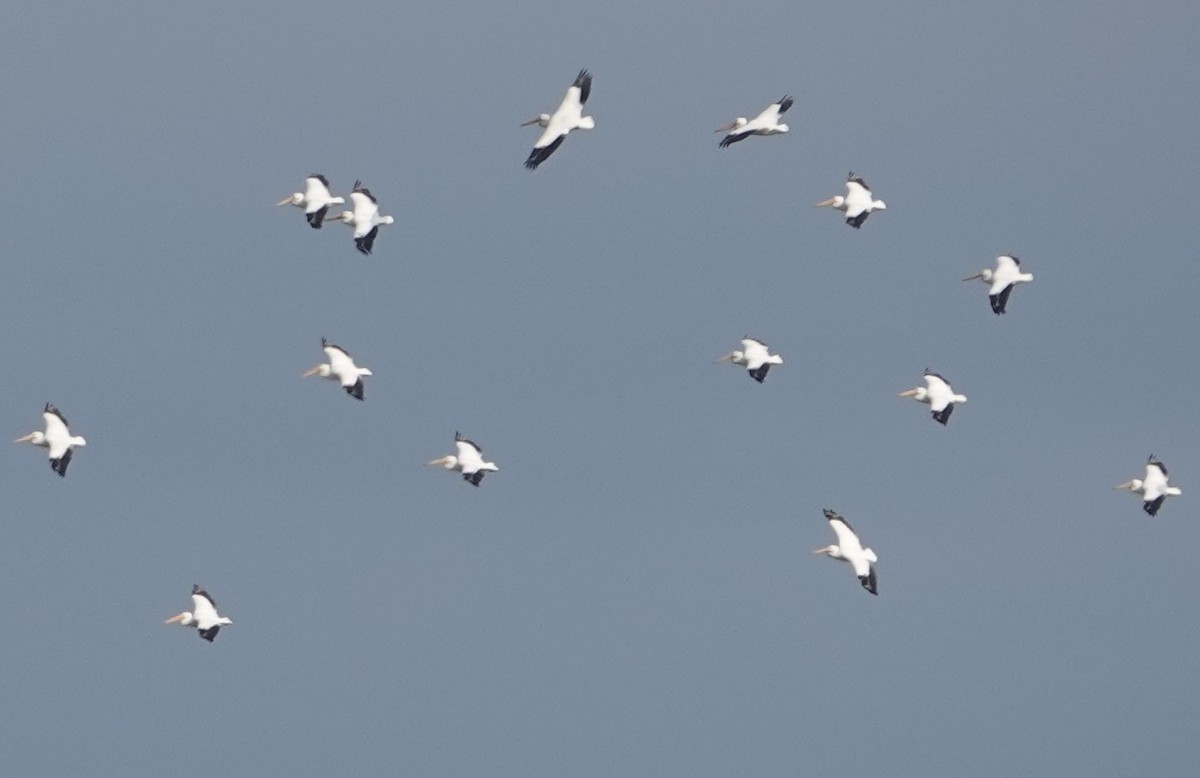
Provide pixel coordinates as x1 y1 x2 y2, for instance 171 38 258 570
2 2 1198 775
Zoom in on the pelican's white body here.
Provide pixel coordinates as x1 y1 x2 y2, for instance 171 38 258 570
1117 458 1182 516
165 586 233 642
428 433 500 486
717 96 793 146
817 174 886 228
716 337 783 383
15 404 87 477
964 255 1034 314
899 371 967 425
813 509 878 594
277 175 344 228
305 339 372 400
331 182 394 254
524 70 594 170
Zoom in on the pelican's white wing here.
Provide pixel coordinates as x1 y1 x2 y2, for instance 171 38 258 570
349 191 380 239
924 373 954 413
748 102 783 130
455 439 486 474
740 339 771 370
324 346 360 388
42 410 72 459
829 516 861 553
1142 462 1169 502
191 592 220 628
843 180 873 218
304 176 333 209
989 255 1020 295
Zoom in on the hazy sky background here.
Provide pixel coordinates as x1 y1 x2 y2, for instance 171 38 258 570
2 3 1198 775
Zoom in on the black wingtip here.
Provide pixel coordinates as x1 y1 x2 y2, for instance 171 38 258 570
307 206 328 229
345 380 365 401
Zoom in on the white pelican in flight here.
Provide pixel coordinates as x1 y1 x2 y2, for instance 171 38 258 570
276 174 345 229
963 255 1033 315
715 337 783 383
1116 455 1182 517
717 96 793 148
898 369 967 426
165 585 233 643
816 172 887 229
427 432 499 487
331 181 394 255
14 403 86 477
304 338 372 400
522 69 594 170
813 509 878 595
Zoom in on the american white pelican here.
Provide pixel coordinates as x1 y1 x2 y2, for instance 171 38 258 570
813 509 878 595
715 337 784 383
898 369 967 425
165 585 233 643
717 96 793 147
331 181 394 254
1116 455 1182 517
816 172 887 229
522 69 594 170
963 255 1033 314
304 338 372 400
427 432 499 487
276 174 345 229
14 403 86 477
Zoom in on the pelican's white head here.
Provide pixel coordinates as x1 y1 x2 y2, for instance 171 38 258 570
898 386 929 403
164 611 195 627
303 363 333 380
427 455 459 471
716 117 748 133
715 350 746 366
816 195 846 209
812 545 840 558
277 192 304 207
13 431 47 447
963 268 995 283
520 113 551 128
1115 479 1145 494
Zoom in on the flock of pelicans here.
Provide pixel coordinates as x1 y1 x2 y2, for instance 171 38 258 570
11 70 1185 640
